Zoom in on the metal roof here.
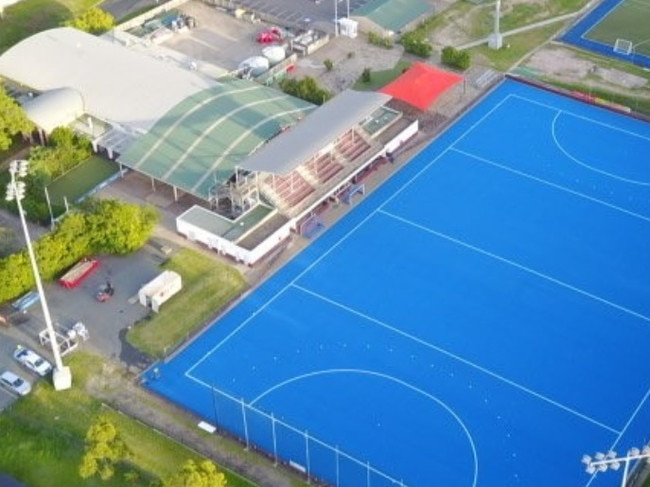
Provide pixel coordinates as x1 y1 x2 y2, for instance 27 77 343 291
118 78 315 199
354 0 431 33
240 90 391 176
0 27 215 133
22 87 84 133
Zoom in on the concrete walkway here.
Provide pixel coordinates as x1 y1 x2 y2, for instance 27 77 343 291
456 10 583 50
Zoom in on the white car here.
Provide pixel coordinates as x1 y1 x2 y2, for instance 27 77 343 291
0 370 32 396
13 346 53 377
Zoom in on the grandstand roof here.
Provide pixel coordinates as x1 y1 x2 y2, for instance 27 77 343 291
353 0 431 33
118 78 316 200
241 90 391 176
380 62 463 111
22 87 85 133
0 27 215 134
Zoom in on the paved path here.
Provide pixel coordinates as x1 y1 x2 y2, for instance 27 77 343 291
456 10 583 50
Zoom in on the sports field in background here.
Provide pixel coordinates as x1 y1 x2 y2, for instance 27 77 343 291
47 156 120 210
562 0 650 67
145 79 650 487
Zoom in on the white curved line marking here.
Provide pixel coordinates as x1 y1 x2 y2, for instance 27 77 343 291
251 368 479 487
551 111 650 186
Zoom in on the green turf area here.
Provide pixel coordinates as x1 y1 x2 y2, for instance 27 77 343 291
470 23 567 71
353 60 411 91
127 248 249 358
585 0 650 57
47 156 120 209
0 353 256 487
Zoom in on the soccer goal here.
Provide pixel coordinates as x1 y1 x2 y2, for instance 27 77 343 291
613 38 633 55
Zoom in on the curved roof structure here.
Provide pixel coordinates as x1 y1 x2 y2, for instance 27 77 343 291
22 87 85 133
241 90 391 175
118 78 316 199
0 27 215 133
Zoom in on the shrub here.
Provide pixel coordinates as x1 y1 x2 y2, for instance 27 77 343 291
400 31 432 58
361 68 372 83
324 59 334 71
441 46 471 70
367 31 393 49
279 77 332 105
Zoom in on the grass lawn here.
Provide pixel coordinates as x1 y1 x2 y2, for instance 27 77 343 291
47 156 120 209
127 248 248 358
469 23 567 71
353 59 411 91
0 353 256 487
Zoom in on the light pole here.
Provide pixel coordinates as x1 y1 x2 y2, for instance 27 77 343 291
6 160 72 391
582 446 650 487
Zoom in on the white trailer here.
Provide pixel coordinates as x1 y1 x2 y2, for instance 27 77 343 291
138 270 182 313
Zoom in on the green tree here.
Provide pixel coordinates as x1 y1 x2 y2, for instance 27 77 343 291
85 199 159 255
323 59 334 71
400 31 432 58
279 77 331 105
0 86 34 151
164 460 227 487
79 416 130 481
65 7 115 34
29 127 92 181
361 68 371 83
441 46 471 71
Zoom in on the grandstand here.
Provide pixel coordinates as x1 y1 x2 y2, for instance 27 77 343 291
177 89 417 265
0 26 418 267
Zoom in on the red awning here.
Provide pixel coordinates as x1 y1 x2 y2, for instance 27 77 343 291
380 62 463 111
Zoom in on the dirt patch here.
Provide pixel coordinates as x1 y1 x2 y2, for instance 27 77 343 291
525 46 596 78
523 45 650 94
292 35 405 92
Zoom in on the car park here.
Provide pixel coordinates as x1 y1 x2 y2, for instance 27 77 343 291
13 346 53 376
0 370 32 396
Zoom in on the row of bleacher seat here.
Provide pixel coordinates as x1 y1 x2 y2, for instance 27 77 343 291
305 153 344 184
336 130 371 162
263 172 315 209
261 129 373 211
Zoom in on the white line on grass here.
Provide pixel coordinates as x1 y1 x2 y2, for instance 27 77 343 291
551 111 650 186
292 284 620 434
509 94 650 142
250 368 480 487
452 147 650 224
380 209 650 325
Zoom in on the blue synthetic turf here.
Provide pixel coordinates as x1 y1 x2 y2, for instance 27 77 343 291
146 79 650 487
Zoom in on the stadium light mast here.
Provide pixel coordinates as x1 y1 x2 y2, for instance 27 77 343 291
6 160 72 391
334 0 339 36
582 446 650 487
488 0 503 49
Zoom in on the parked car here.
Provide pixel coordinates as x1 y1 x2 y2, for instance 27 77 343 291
13 346 53 377
0 371 32 396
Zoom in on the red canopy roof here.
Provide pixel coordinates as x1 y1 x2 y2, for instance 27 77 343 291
380 62 463 111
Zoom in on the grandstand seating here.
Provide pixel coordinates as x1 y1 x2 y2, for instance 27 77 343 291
336 131 371 162
305 153 344 184
263 172 315 209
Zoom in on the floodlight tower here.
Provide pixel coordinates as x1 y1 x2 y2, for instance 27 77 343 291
488 0 504 49
582 446 650 487
334 0 339 36
6 160 72 391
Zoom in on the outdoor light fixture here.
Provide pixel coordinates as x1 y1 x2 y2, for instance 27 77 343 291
6 160 72 390
582 446 650 487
